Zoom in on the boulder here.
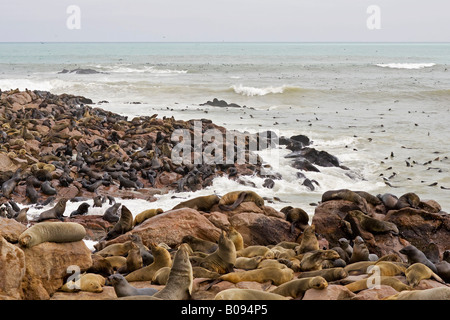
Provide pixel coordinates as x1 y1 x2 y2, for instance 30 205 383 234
20 241 92 300
351 285 399 300
0 217 27 243
302 284 356 300
0 236 26 299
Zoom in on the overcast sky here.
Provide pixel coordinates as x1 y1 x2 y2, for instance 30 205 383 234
0 0 449 42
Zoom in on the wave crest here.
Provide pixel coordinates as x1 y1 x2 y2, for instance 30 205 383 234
375 63 436 69
231 84 303 96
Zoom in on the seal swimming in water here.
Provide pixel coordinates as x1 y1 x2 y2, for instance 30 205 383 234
35 198 68 222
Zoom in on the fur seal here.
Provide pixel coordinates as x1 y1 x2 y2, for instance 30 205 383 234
347 210 399 235
152 243 193 300
96 240 135 257
103 203 121 223
70 202 90 217
395 192 420 209
345 276 412 292
214 288 288 300
297 225 319 254
172 195 220 212
40 180 57 196
235 256 264 270
376 193 399 210
107 274 158 298
219 267 294 286
105 205 133 240
87 254 114 276
14 207 29 224
191 230 236 274
270 276 328 298
281 206 309 232
218 190 264 211
19 221 86 248
25 176 40 204
133 208 163 226
373 261 407 276
125 243 172 282
118 242 143 274
35 198 68 222
321 189 369 213
349 236 370 263
60 273 105 293
1 168 22 199
227 226 244 251
152 266 171 285
405 262 445 287
399 245 438 273
299 249 340 271
182 235 218 254
384 287 450 300
298 267 348 282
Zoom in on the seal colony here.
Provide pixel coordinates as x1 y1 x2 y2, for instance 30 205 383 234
0 89 449 300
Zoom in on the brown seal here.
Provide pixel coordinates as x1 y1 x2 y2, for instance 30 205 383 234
227 226 244 251
105 205 134 240
172 195 220 212
234 256 263 270
107 273 158 297
281 206 309 233
60 273 106 293
297 225 319 254
215 288 288 300
377 193 399 210
152 267 171 285
237 245 274 259
191 230 236 274
298 267 348 282
125 243 172 282
133 208 163 226
321 189 369 213
349 236 370 263
347 210 399 235
152 243 193 300
35 198 68 222
395 192 420 209
399 245 438 273
299 249 340 271
182 235 218 254
18 221 86 248
405 262 445 287
270 276 328 298
345 276 412 292
218 190 264 211
219 267 294 286
118 242 143 274
384 287 450 300
373 261 407 276
96 240 135 257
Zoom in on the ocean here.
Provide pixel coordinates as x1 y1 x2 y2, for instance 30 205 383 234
1 42 449 229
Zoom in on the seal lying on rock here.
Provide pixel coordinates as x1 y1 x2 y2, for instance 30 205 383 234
218 190 264 211
35 198 68 222
107 274 158 297
18 221 86 248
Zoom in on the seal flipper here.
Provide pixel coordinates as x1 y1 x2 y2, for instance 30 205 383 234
219 192 248 211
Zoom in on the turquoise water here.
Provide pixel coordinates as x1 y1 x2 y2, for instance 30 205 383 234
1 42 450 215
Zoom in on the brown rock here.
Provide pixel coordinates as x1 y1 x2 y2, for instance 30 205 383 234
20 241 92 300
351 285 399 300
302 284 356 300
50 286 116 300
0 217 27 242
67 215 114 241
0 236 26 299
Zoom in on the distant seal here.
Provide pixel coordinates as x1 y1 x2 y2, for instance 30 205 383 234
405 262 445 287
297 225 319 254
1 168 22 199
125 243 172 282
70 202 90 217
191 230 236 274
354 191 383 207
14 207 29 224
172 195 220 212
215 288 288 300
395 192 420 209
40 180 57 196
384 287 450 300
105 205 133 240
118 174 139 190
321 189 369 213
218 190 264 211
347 210 399 235
35 198 68 222
107 274 158 298
60 273 105 293
25 176 40 204
219 267 294 286
270 276 328 298
103 203 121 223
133 208 163 226
399 245 438 273
376 193 399 210
152 243 193 300
18 221 86 248
93 195 103 208
298 267 348 282
300 249 340 271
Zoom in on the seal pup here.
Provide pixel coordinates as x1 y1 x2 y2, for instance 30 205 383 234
297 225 319 254
0 168 22 199
18 221 86 248
270 276 328 298
70 202 90 217
152 243 193 300
171 194 220 212
14 207 29 224
35 198 68 222
60 273 105 293
218 190 265 211
40 180 57 196
399 245 438 273
107 274 158 298
103 203 121 223
125 243 172 282
105 205 134 240
348 236 370 263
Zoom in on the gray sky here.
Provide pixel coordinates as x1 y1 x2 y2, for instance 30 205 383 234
0 0 449 42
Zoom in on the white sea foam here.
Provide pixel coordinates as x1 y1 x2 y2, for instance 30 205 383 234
375 63 436 69
98 65 188 74
231 84 288 96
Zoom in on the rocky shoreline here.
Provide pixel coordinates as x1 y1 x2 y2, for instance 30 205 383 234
0 89 449 300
